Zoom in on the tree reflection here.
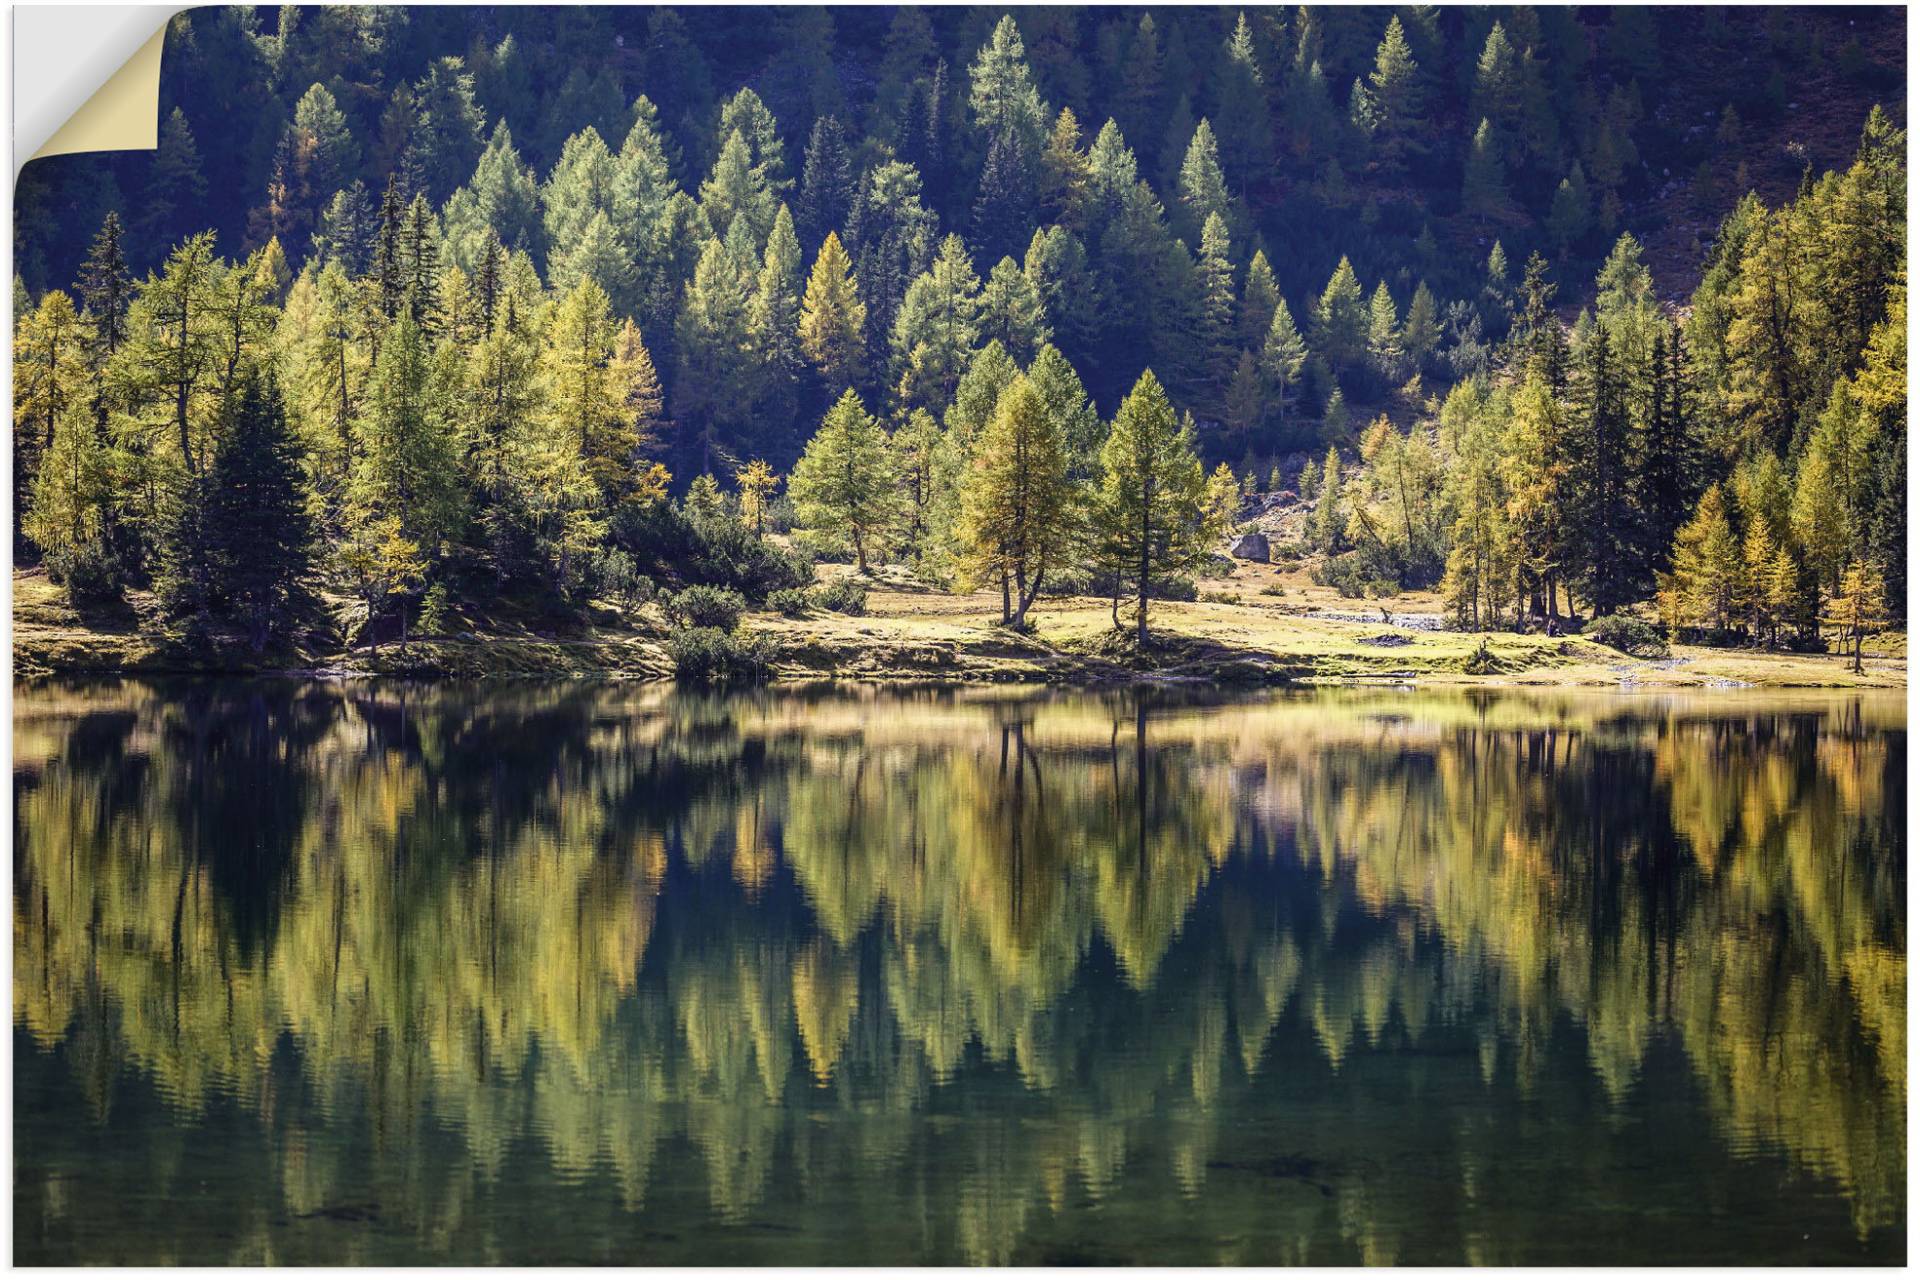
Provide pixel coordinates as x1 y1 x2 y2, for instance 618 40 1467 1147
13 682 1905 1263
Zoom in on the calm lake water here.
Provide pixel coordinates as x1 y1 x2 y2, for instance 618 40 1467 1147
12 680 1906 1265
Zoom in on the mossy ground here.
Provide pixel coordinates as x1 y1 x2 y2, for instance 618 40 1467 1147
12 561 1906 689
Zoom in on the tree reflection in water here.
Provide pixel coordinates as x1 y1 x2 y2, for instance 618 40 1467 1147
12 681 1905 1264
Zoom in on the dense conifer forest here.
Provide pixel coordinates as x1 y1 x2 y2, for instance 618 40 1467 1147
10 6 1908 677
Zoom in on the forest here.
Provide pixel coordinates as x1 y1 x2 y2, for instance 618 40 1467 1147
10 6 1908 679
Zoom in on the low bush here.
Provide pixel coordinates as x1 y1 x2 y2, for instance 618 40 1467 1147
612 501 811 602
767 587 811 618
1585 613 1670 658
44 544 123 606
665 584 746 631
810 578 869 615
666 625 773 687
1312 553 1398 599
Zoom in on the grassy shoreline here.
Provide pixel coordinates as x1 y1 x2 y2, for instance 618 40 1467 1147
12 564 1905 690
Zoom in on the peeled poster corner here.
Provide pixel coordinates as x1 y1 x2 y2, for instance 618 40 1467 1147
13 6 180 175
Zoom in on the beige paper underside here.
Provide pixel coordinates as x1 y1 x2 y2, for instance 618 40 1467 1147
30 24 166 164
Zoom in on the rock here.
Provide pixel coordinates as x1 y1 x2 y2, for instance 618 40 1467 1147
1229 531 1270 562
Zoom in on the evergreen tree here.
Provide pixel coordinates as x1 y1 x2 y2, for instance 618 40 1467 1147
799 230 868 394
542 278 653 504
313 181 377 275
141 108 208 248
1259 298 1309 428
977 255 1050 363
1461 118 1513 227
956 374 1077 626
796 115 856 249
1366 282 1403 384
1092 369 1209 644
892 234 983 414
410 56 486 202
1401 282 1441 376
1194 212 1237 407
1026 343 1103 477
1360 15 1423 173
972 128 1039 265
203 376 312 648
350 307 464 557
968 14 1049 153
1175 119 1231 244
789 388 897 570
1313 256 1368 377
1238 249 1280 351
1567 326 1637 614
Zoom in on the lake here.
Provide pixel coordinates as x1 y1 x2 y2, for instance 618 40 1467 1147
11 680 1906 1264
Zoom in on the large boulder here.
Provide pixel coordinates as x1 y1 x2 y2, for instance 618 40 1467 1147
1229 530 1270 562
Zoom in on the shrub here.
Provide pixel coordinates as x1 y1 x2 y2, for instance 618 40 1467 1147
1585 613 1670 658
810 577 869 615
666 624 773 687
594 548 653 613
1312 553 1398 599
768 587 812 618
612 500 811 602
45 543 122 606
665 584 746 631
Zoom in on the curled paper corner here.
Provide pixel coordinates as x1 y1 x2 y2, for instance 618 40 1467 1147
16 7 180 174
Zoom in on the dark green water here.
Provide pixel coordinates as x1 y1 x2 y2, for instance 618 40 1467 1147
12 680 1906 1264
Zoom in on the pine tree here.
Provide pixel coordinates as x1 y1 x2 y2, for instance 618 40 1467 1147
799 231 867 393
1212 13 1272 191
699 129 777 250
956 374 1077 626
410 56 486 202
313 181 377 275
542 278 653 503
796 115 855 249
1176 119 1231 244
1792 379 1881 593
674 234 759 474
789 389 897 570
13 289 83 529
1366 282 1403 384
1661 483 1742 633
1027 343 1103 478
1401 282 1441 376
140 108 208 248
1835 558 1888 672
1637 325 1699 579
1193 212 1237 409
1092 369 1209 644
972 128 1039 265
203 376 311 648
1259 298 1309 427
1461 118 1513 227
1313 257 1368 377
1311 445 1344 553
350 307 464 556
752 205 806 394
892 234 983 414
1361 15 1423 173
1567 325 1637 614
1547 162 1593 253
734 458 780 536
1039 107 1090 225
968 15 1049 152
1238 249 1280 351
978 256 1050 363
